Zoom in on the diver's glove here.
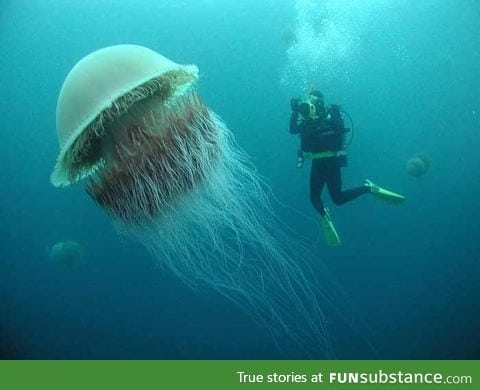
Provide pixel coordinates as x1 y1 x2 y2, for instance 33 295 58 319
290 98 300 113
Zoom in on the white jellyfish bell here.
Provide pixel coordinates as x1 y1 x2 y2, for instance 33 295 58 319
50 45 331 356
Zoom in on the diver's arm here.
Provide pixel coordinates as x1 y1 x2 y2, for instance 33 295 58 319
289 98 301 134
289 111 300 134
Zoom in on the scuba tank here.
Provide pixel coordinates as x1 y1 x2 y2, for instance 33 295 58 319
326 104 354 149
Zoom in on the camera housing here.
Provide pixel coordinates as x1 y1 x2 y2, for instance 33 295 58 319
298 101 314 117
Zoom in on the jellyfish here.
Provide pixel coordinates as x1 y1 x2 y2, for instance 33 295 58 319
281 26 297 47
49 241 85 268
50 45 330 356
406 154 431 178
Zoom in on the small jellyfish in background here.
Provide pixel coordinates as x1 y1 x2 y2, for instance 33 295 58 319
281 26 297 47
50 45 331 356
49 241 85 268
406 154 431 178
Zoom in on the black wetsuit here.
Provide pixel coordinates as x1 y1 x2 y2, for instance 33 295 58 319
290 106 368 217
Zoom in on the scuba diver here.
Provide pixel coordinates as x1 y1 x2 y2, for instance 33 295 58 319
290 90 405 246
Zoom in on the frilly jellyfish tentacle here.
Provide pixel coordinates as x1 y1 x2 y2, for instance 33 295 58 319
114 114 332 355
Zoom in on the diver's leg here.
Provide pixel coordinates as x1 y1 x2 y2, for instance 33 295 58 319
309 160 327 216
327 162 369 205
312 160 341 246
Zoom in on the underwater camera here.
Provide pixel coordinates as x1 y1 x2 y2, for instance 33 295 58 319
299 101 315 118
291 98 316 119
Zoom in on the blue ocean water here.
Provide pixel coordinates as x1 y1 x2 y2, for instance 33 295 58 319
0 0 479 359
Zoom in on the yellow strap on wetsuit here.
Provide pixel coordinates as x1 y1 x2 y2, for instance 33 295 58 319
303 150 347 160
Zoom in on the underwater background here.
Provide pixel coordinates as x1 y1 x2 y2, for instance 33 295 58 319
0 0 479 359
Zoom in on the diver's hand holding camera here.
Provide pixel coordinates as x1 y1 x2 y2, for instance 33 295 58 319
290 98 301 113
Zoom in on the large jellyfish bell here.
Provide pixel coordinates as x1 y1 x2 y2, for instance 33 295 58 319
51 45 330 356
51 45 213 222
